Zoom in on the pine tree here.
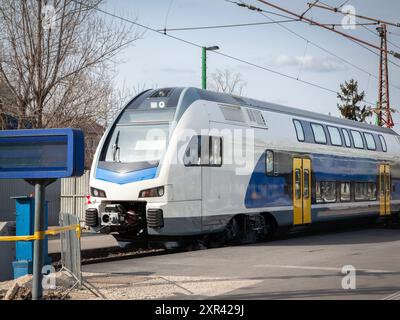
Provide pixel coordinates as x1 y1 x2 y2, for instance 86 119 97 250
337 79 372 122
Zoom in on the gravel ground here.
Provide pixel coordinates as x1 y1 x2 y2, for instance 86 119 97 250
0 271 259 300
68 273 260 300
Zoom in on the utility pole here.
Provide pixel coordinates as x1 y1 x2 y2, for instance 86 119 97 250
377 24 394 128
201 46 219 90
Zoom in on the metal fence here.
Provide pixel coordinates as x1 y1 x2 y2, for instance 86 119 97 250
60 170 90 222
59 213 82 287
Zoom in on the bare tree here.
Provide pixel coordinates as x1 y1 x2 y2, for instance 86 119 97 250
209 68 247 96
0 0 143 129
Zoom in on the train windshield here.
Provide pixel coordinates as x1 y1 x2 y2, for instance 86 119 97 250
103 123 170 163
99 88 184 168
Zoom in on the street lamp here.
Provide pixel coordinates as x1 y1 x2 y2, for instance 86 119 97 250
202 46 220 90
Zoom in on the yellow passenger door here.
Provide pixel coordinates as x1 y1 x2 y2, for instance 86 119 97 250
293 158 311 225
379 164 391 216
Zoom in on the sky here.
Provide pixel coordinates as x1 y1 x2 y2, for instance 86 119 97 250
102 0 400 132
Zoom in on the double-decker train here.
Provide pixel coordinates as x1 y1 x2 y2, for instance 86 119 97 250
85 87 400 246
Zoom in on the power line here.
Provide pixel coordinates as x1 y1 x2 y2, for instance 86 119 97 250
242 5 400 92
300 0 319 18
255 0 400 59
313 1 400 71
311 1 400 28
222 0 299 21
156 19 300 32
71 0 378 107
159 20 380 32
317 1 400 52
258 13 374 76
163 0 175 33
229 0 400 71
336 0 350 9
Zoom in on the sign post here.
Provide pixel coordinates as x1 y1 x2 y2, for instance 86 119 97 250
0 128 84 300
31 180 53 300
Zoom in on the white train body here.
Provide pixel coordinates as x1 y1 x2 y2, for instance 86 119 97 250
86 87 400 242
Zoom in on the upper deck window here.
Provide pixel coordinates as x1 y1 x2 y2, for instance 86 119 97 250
327 126 342 146
293 120 305 142
351 130 364 149
379 135 387 152
364 133 376 150
311 123 327 144
341 129 351 147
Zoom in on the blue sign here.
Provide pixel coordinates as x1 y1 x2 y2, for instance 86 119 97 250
0 128 84 179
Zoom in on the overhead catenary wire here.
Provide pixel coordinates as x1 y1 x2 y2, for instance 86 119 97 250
336 0 350 10
226 0 400 74
317 1 400 52
309 1 400 28
313 1 400 70
249 9 400 92
156 19 301 32
222 1 388 73
300 0 319 19
222 0 298 21
70 0 378 108
254 0 400 58
163 0 175 34
159 20 380 33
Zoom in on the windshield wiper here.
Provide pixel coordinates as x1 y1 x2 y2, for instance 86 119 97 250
112 130 120 162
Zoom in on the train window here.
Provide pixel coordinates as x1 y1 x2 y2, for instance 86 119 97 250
295 169 301 200
184 136 200 166
265 150 274 176
350 130 364 149
355 182 377 201
201 136 210 165
293 120 305 142
370 182 378 200
184 135 222 167
364 133 376 150
341 129 351 147
316 181 336 203
210 137 222 166
386 173 390 196
311 123 327 144
378 135 387 152
327 126 342 146
304 170 310 199
340 182 351 202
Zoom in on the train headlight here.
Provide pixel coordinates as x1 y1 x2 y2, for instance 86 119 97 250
91 187 107 198
139 186 165 198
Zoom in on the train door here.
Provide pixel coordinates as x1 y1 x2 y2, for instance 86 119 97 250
293 158 311 225
379 164 391 216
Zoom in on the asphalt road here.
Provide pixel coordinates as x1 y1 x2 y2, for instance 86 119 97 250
82 226 400 300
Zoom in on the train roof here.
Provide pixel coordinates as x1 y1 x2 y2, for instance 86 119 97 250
162 87 397 135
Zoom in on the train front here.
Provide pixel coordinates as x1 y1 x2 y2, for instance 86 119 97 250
85 88 184 243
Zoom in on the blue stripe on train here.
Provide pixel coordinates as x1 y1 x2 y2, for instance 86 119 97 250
96 166 157 185
245 151 385 209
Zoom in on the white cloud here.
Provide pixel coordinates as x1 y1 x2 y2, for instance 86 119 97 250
272 55 348 73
